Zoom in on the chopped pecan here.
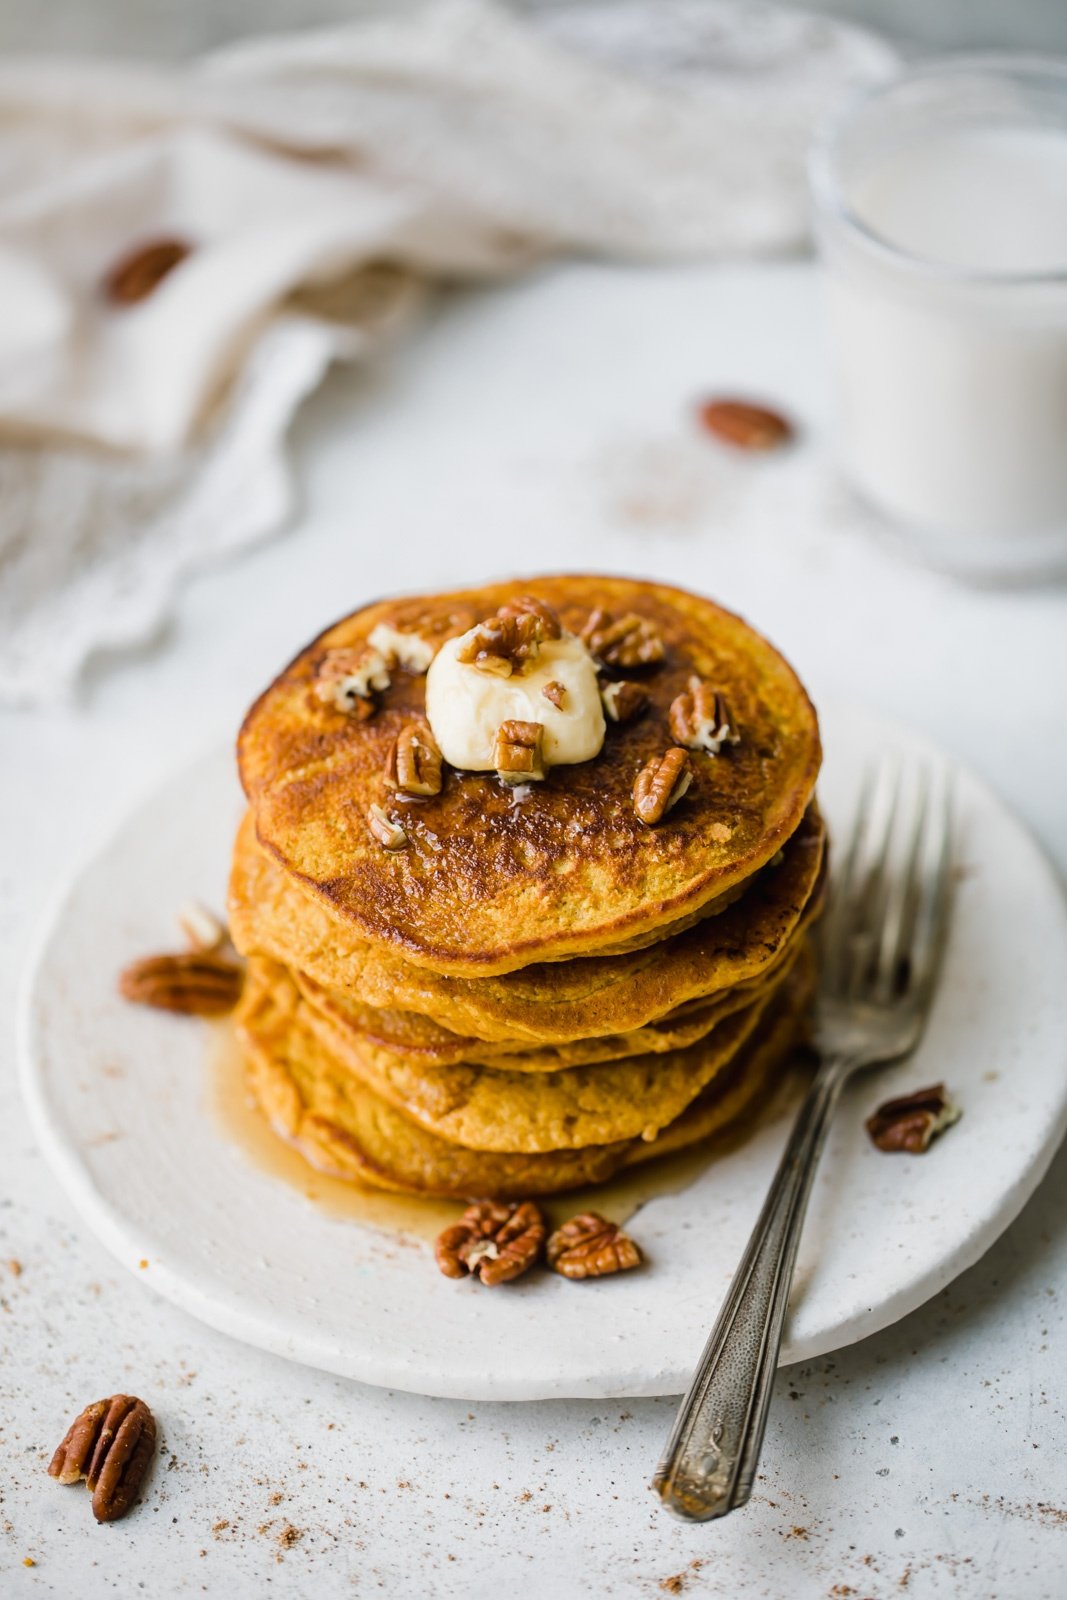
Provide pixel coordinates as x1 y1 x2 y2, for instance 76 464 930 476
367 803 408 850
385 723 443 797
494 720 545 784
367 622 435 673
542 680 566 710
435 1200 546 1287
176 900 227 953
496 595 562 640
49 1395 156 1523
580 609 665 670
633 747 691 825
314 646 391 715
456 613 544 677
104 239 190 305
600 679 648 724
547 1213 642 1280
118 952 243 1015
866 1084 961 1154
698 398 794 451
668 676 740 755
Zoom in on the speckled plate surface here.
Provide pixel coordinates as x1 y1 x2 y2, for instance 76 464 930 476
19 702 1067 1400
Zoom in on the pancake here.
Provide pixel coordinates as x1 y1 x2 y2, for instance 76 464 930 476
228 804 825 1044
287 945 800 1151
292 954 791 1073
238 576 821 975
235 951 814 1198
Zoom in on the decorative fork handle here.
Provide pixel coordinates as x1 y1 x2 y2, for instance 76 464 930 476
652 1054 852 1521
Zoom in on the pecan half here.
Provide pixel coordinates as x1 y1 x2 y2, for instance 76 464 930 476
49 1395 156 1522
580 609 665 670
496 595 562 640
866 1084 961 1153
367 622 435 673
494 720 545 783
457 613 544 677
668 676 740 755
176 900 227 953
104 239 190 305
547 1213 642 1280
698 398 793 451
600 679 648 724
385 723 443 796
314 646 391 716
435 1200 546 1287
542 680 566 710
118 952 243 1015
367 803 408 850
633 747 691 825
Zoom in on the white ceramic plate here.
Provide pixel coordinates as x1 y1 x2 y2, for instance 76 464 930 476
19 702 1067 1400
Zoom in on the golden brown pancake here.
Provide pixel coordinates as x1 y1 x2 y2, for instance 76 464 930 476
237 577 821 975
235 952 814 1198
228 804 825 1044
287 947 799 1151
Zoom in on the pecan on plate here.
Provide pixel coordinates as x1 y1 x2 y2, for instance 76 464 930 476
580 609 665 671
118 952 243 1015
600 679 648 724
435 1200 546 1287
698 397 794 451
547 1213 642 1280
385 723 443 797
496 595 562 640
632 747 691 825
367 803 408 850
104 238 190 305
494 720 545 784
176 900 227 954
866 1084 961 1154
314 646 391 716
49 1395 156 1523
669 676 740 755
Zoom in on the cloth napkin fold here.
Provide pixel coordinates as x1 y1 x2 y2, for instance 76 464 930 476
0 0 894 705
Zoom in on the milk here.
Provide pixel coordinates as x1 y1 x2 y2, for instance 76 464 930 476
820 120 1067 557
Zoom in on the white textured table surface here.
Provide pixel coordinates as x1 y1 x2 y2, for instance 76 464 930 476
3 261 1067 1598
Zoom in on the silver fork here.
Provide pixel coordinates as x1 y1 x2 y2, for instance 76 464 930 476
652 757 954 1522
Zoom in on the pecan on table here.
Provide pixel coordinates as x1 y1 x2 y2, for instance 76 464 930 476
118 951 243 1015
547 1213 642 1280
385 723 443 797
104 239 190 305
668 676 740 755
493 719 545 784
367 803 408 850
580 609 665 670
866 1084 961 1153
49 1395 156 1523
632 747 691 825
435 1200 546 1287
600 679 648 724
314 646 391 716
698 397 794 451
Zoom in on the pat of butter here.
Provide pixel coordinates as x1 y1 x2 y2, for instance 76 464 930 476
425 629 605 773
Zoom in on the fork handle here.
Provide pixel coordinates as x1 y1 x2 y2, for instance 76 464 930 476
652 1055 850 1521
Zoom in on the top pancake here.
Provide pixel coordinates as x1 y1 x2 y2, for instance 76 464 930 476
238 576 821 976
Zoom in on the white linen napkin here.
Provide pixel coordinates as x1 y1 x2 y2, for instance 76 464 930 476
0 0 894 705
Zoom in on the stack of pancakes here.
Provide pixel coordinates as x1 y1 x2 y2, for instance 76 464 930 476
229 576 824 1198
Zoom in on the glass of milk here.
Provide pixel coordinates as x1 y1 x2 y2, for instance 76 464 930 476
810 57 1067 579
